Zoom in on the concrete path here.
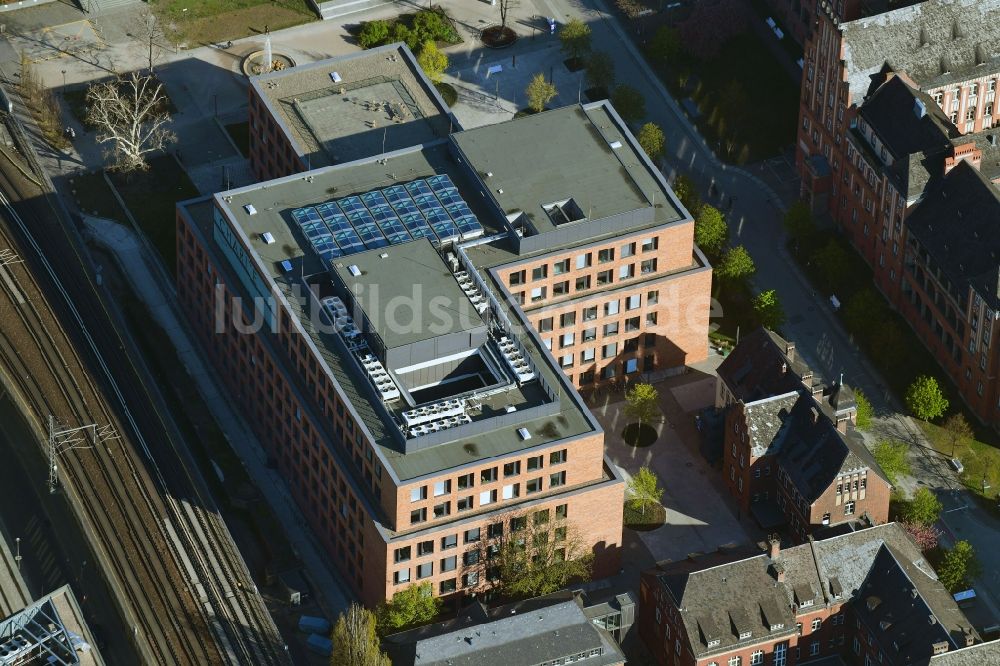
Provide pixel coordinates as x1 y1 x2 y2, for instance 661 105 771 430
83 216 352 617
589 368 763 564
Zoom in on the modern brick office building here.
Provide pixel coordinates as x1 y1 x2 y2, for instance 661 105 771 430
638 523 995 666
176 48 711 606
795 0 1000 427
715 328 890 540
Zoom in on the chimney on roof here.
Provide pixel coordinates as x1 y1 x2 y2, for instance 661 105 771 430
931 641 949 656
781 361 788 375
963 628 975 647
810 407 820 424
785 341 795 362
769 537 781 560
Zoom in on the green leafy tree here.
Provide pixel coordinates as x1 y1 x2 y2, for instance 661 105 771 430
843 288 886 339
417 41 448 84
648 26 680 64
358 19 390 48
873 440 910 485
783 200 815 243
716 245 755 281
627 466 664 517
376 581 441 633
412 9 459 44
585 51 615 94
637 122 665 161
672 173 701 213
390 23 416 50
752 289 786 330
937 540 981 593
811 239 851 292
525 73 557 113
481 510 594 599
559 18 592 60
332 603 391 665
942 412 973 457
624 383 660 429
854 388 873 430
611 84 646 123
905 375 949 421
869 320 906 374
694 204 728 258
903 487 943 526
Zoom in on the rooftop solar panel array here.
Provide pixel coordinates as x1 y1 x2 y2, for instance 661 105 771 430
290 176 483 265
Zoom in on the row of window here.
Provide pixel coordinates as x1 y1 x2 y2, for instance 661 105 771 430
509 240 661 286
409 468 569 525
409 449 568 504
538 293 659 333
519 261 660 303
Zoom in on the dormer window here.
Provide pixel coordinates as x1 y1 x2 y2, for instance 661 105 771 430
799 599 813 608
770 623 784 631
707 639 721 648
739 631 752 639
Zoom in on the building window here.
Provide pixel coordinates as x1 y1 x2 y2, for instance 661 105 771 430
576 253 592 269
530 286 546 302
844 500 855 515
598 248 615 263
582 327 597 342
441 556 457 572
433 502 450 518
441 534 458 550
538 317 553 333
773 643 787 666
462 572 479 588
575 275 591 291
410 486 427 502
508 270 525 286
562 332 575 348
627 294 641 310
526 478 542 493
502 483 520 499
750 650 763 666
560 312 576 328
581 348 596 362
464 527 480 543
728 657 741 666
550 471 566 488
812 618 821 632
457 496 473 512
481 467 498 483
410 508 427 524
504 461 521 477
532 265 548 280
417 563 433 579
527 455 543 471
394 546 411 563
479 489 497 505
457 473 474 489
583 306 598 321
434 480 451 497
625 316 641 332
417 540 434 556
596 269 613 286
553 280 570 296
810 642 820 656
647 290 659 305
641 258 657 274
603 342 618 358
619 263 634 280
553 259 570 275
439 578 457 594
642 237 658 252
463 550 479 566
622 242 636 257
394 569 410 584
550 449 567 465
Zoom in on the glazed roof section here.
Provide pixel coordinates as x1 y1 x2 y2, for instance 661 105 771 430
840 0 1000 97
250 43 453 168
450 104 687 246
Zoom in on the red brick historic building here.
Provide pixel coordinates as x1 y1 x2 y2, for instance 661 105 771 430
639 523 995 666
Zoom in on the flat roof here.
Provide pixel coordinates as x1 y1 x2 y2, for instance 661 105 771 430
251 43 453 168
331 239 486 349
451 104 686 236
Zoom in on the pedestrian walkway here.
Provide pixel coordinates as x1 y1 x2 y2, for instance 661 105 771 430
83 216 352 617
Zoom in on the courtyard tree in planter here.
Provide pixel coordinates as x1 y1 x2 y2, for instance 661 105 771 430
526 73 557 113
623 383 660 446
559 18 591 67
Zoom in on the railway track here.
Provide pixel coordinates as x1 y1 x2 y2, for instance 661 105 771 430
0 132 288 663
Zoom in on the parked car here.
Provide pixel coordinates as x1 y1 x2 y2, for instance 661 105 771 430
950 458 964 474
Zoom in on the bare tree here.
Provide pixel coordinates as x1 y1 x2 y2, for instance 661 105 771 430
86 72 175 172
132 8 167 73
498 0 520 30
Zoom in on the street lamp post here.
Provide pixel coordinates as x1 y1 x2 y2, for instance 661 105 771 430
61 69 66 90
14 537 21 570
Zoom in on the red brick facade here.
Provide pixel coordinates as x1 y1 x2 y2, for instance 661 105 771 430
176 203 623 607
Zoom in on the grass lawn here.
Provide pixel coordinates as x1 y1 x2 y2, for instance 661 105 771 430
224 121 250 158
919 421 1000 504
107 155 199 275
155 0 316 46
624 501 666 531
645 31 799 162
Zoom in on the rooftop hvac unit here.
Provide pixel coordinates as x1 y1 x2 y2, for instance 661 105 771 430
262 231 275 244
244 204 257 215
517 427 531 441
330 71 343 83
280 259 294 273
348 264 362 277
